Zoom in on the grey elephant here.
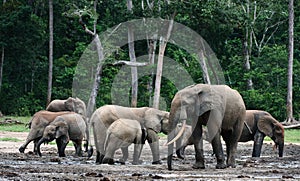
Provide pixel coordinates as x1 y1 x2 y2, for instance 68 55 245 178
103 118 146 165
239 110 284 157
91 105 169 164
46 97 90 153
46 97 86 116
166 84 246 170
36 113 86 157
19 111 73 154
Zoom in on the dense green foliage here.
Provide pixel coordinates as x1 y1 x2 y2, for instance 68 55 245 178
0 0 299 122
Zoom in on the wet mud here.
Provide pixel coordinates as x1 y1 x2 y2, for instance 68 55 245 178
0 131 299 180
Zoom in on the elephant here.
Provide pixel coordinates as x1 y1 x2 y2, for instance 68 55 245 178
36 113 87 157
90 105 169 164
166 84 246 170
19 111 74 154
102 118 147 165
46 97 90 153
239 110 284 157
46 97 86 116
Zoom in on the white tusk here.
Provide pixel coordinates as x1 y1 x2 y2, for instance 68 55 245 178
164 120 186 146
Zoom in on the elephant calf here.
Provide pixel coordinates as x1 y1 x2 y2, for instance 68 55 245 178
36 113 86 157
239 110 284 157
103 118 146 165
19 111 74 154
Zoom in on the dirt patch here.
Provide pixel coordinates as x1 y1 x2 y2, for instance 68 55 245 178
0 131 299 180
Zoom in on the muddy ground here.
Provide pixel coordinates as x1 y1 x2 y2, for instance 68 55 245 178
0 131 299 180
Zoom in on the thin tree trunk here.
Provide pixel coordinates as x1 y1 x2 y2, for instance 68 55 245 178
127 0 138 107
0 46 4 92
153 19 174 109
47 0 53 106
286 0 295 123
147 35 157 106
198 50 211 84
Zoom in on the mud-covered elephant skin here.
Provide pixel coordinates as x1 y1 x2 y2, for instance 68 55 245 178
239 110 284 157
46 97 86 116
36 113 86 157
19 111 73 154
167 84 246 170
91 105 169 164
103 118 146 165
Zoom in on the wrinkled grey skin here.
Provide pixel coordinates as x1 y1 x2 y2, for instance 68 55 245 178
167 84 246 170
46 97 90 152
19 111 73 154
103 118 147 165
239 110 284 157
36 113 86 157
91 105 169 164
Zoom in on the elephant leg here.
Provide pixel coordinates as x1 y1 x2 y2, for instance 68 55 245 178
192 125 205 169
132 143 144 165
56 138 67 157
176 137 185 159
73 141 83 157
252 132 265 157
146 129 161 164
119 147 128 164
33 138 40 154
93 121 106 164
211 133 226 169
102 144 116 165
19 136 37 153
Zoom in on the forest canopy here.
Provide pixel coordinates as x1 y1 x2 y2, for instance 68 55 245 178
0 0 299 122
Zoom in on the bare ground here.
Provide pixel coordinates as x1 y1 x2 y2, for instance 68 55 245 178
0 131 299 180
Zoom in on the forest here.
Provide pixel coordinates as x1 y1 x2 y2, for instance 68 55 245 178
0 0 299 122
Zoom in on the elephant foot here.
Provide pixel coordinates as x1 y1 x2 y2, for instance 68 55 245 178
59 153 66 157
96 152 104 164
192 162 205 169
176 150 185 160
19 147 25 153
216 163 227 169
152 160 162 165
226 163 236 168
103 158 114 165
87 147 93 158
132 160 143 165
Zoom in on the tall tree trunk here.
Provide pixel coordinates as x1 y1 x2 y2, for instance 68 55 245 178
153 19 174 109
47 0 53 106
147 35 157 106
127 0 138 107
0 46 4 92
243 0 253 90
287 0 295 123
198 50 211 84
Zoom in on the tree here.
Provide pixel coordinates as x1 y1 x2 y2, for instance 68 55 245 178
286 0 295 123
127 0 138 107
46 0 53 106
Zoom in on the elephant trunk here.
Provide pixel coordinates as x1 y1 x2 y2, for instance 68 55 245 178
278 142 284 157
36 137 47 157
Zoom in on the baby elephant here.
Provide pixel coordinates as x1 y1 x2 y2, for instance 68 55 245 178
239 110 284 157
36 113 86 157
102 118 146 165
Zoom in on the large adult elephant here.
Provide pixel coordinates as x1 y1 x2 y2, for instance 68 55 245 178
167 84 246 170
239 110 284 157
91 105 169 164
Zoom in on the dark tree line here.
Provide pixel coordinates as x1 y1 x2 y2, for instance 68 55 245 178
0 0 299 122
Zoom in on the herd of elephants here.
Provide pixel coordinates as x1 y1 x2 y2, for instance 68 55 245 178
17 84 284 170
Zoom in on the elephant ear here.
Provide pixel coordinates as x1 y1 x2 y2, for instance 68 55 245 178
144 109 167 133
196 85 225 117
64 97 76 111
257 116 276 137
